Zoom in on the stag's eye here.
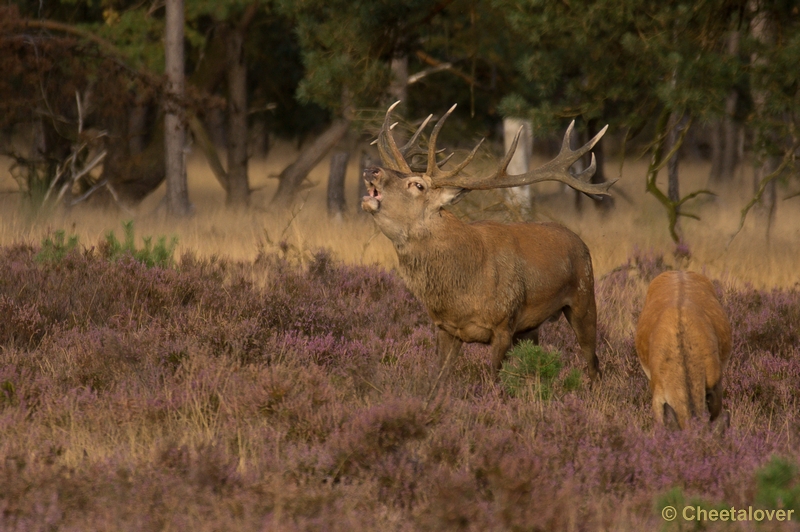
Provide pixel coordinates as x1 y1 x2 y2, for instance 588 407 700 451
414 183 425 191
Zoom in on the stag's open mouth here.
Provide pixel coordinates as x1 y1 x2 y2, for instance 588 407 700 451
361 184 383 214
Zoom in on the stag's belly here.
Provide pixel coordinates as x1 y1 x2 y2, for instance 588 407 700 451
423 275 570 344
436 319 494 344
513 296 570 331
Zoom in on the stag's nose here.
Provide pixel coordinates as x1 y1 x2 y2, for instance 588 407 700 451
363 166 382 184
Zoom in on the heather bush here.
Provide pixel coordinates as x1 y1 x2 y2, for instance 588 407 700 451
723 284 800 356
1 242 799 530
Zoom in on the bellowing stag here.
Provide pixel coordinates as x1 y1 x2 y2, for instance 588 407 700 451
635 271 732 430
361 102 614 382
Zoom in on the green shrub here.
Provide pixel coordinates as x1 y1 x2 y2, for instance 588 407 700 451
35 230 80 263
654 487 721 532
500 340 580 399
102 221 178 268
755 456 800 513
562 368 583 392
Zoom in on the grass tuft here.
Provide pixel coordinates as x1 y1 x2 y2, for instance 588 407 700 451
500 340 580 399
100 220 178 268
35 230 79 263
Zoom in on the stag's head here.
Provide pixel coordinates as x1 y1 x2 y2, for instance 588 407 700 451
362 102 615 242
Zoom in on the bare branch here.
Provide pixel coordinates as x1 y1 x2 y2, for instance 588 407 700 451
415 50 483 89
408 64 453 85
727 146 797 247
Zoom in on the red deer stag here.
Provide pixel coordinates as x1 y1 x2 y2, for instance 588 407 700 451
361 102 614 382
635 271 732 430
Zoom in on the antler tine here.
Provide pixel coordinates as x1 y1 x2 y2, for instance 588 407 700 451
424 103 486 181
426 123 521 188
436 151 455 168
376 101 412 173
433 138 484 180
568 122 608 161
493 125 523 177
575 153 597 182
434 120 616 196
569 153 612 200
400 114 433 157
426 104 457 176
409 150 453 173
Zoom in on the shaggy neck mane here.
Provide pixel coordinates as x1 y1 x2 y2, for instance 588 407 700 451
393 211 484 311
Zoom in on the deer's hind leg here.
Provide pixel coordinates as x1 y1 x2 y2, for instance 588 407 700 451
563 298 601 381
706 380 724 422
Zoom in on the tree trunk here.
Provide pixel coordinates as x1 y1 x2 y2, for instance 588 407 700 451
710 31 741 184
722 31 741 181
750 6 779 231
720 92 739 180
327 150 349 220
164 0 191 216
358 149 377 216
100 4 260 207
666 112 682 206
225 22 250 207
128 102 148 155
752 155 779 239
502 117 533 218
709 120 724 182
389 55 409 103
270 119 350 207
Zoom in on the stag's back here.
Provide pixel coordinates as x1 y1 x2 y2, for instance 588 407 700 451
635 271 732 429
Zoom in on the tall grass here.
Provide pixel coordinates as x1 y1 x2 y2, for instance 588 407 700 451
1 145 799 288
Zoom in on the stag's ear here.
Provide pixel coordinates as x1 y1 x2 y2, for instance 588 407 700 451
436 187 467 207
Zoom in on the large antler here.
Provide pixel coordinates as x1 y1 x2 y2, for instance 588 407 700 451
376 101 456 173
376 101 433 173
431 106 614 196
376 102 615 197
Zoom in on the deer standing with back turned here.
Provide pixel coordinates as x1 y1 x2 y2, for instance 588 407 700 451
635 271 732 430
361 102 615 383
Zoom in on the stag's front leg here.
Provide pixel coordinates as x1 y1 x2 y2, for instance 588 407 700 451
490 329 514 378
426 329 463 402
435 328 463 372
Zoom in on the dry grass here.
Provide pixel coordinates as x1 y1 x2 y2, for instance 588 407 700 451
1 143 798 288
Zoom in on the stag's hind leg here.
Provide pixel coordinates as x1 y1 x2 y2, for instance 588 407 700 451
706 380 726 420
707 381 730 435
563 302 601 382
